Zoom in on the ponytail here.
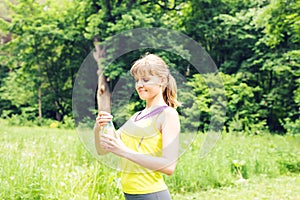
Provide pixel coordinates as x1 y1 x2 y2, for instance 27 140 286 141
163 74 181 108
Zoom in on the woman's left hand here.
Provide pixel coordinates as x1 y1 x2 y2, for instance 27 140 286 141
100 132 128 157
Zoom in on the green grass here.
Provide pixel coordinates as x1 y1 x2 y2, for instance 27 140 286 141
173 174 300 200
0 124 299 199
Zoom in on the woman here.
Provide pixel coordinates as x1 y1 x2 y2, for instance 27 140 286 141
95 53 180 200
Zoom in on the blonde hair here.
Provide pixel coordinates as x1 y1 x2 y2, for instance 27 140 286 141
130 53 180 108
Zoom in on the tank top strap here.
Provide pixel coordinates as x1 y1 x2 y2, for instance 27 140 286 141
134 105 168 122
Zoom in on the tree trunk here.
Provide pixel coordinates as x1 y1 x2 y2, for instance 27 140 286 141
93 38 111 113
38 63 42 125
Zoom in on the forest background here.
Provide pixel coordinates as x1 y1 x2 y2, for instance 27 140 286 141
0 0 300 135
0 0 300 199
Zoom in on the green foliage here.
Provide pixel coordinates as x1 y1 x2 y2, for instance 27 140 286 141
180 72 265 133
0 0 299 135
244 0 300 132
0 68 37 108
282 117 300 135
0 0 92 122
213 6 261 73
254 0 300 48
107 9 155 32
177 0 299 134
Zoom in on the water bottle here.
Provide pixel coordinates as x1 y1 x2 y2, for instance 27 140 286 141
102 120 116 137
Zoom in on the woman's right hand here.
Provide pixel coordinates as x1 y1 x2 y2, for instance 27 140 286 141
96 111 113 128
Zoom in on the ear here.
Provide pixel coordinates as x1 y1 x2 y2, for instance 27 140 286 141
161 77 167 85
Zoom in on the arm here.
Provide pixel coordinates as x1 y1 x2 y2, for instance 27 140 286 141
94 111 113 155
101 108 180 175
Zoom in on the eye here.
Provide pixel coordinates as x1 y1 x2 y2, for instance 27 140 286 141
134 77 140 82
143 79 149 82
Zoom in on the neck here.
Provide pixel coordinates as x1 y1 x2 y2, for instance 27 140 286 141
145 91 166 109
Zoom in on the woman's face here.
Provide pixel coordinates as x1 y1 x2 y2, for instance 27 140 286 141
134 75 163 100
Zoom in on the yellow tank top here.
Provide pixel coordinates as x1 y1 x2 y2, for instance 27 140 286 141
119 111 168 194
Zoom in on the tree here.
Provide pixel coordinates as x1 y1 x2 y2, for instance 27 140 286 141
84 0 185 116
246 0 300 132
180 72 263 133
0 0 92 123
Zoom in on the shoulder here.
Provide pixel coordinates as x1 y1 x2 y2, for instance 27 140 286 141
159 106 179 121
158 107 180 133
164 106 179 116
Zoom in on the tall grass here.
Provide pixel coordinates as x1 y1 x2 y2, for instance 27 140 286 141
0 125 123 200
167 132 300 194
0 124 299 199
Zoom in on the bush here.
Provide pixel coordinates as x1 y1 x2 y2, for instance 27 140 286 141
0 114 75 129
282 117 300 135
179 73 265 134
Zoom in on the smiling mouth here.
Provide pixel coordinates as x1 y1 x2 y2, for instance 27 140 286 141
138 89 147 93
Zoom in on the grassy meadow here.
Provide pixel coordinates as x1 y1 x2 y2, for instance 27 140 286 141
0 124 299 200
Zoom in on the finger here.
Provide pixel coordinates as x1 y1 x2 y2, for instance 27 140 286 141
103 144 111 151
100 135 112 145
98 111 109 115
100 140 112 150
99 115 113 120
96 114 113 127
101 134 115 141
102 140 115 151
98 117 113 125
98 111 113 117
96 119 106 127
